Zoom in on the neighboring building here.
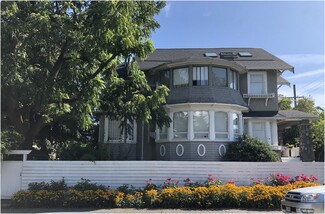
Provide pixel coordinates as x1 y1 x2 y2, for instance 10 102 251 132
98 48 317 161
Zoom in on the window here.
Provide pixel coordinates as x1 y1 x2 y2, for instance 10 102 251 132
252 122 266 142
211 67 227 87
173 68 189 87
214 112 228 139
107 118 134 143
160 70 170 87
228 69 238 90
193 66 208 86
193 111 209 139
173 112 188 139
233 113 240 138
159 125 168 140
248 73 266 94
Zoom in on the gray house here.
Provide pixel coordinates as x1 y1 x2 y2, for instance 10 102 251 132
98 48 317 161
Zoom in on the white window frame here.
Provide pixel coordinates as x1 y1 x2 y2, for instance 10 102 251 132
156 104 246 142
105 117 137 144
247 72 267 95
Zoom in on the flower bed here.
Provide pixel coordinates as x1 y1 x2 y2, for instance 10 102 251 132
12 174 319 209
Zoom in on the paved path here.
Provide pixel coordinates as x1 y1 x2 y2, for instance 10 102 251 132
1 208 283 214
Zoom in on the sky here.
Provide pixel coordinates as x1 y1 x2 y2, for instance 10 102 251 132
150 1 325 108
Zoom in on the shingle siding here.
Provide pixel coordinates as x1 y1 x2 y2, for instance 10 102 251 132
167 86 247 107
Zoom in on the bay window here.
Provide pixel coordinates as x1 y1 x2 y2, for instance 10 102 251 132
160 70 170 87
173 112 188 139
233 113 240 138
193 111 209 139
193 66 208 86
173 68 189 87
211 67 227 87
214 112 228 139
159 125 168 140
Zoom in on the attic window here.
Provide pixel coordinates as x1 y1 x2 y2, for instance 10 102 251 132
204 53 218 57
238 52 253 57
219 52 237 59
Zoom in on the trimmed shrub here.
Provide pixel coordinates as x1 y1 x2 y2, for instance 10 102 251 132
223 135 280 162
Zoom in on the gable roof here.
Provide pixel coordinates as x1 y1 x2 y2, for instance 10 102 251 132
136 48 294 72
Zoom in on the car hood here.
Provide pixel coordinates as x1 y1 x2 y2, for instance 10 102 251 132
290 185 325 194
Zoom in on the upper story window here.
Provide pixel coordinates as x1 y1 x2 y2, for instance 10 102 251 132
193 111 209 139
228 69 238 90
211 67 227 87
160 70 170 87
173 111 188 139
193 66 208 86
248 72 267 94
173 67 189 87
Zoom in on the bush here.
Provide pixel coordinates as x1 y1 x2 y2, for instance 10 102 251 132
223 135 280 162
12 175 319 209
28 178 67 191
73 178 108 191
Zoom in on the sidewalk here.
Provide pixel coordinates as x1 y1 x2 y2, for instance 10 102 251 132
1 207 283 214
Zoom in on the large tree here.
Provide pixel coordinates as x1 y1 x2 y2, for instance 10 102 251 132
1 1 168 153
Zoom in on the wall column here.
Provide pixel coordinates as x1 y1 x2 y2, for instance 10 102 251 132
167 112 173 141
228 113 234 141
271 121 278 146
209 111 215 140
188 111 194 140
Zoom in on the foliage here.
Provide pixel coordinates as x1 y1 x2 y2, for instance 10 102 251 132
28 178 67 191
13 179 319 209
1 1 167 157
73 178 108 191
294 96 318 114
223 135 280 162
204 174 223 187
311 108 324 162
278 96 292 110
282 125 300 147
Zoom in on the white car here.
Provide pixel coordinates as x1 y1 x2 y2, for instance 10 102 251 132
281 185 325 213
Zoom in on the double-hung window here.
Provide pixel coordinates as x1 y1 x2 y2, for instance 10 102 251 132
214 112 228 139
248 72 267 94
252 121 266 142
173 112 188 139
193 66 208 86
193 111 209 139
173 68 189 87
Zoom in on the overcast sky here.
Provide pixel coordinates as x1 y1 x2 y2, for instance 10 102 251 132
150 1 324 108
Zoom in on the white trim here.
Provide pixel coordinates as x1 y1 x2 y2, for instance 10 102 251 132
176 144 184 157
209 111 215 140
165 103 249 112
218 144 227 157
271 121 279 146
197 144 206 157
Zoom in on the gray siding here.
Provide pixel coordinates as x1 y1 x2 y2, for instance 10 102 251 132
167 86 247 107
241 71 279 112
156 142 232 161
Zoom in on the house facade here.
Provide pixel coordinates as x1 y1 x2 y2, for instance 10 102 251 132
98 48 314 161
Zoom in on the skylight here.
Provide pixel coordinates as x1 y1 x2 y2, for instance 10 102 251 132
204 53 218 57
238 52 253 57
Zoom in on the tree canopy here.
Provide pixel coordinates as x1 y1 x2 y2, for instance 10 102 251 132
1 1 168 155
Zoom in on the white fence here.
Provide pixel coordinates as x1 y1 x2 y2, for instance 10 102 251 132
1 160 324 199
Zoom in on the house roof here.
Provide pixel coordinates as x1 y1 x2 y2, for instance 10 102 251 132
136 48 294 72
276 110 319 121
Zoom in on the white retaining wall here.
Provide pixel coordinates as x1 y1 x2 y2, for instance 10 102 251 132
1 161 324 199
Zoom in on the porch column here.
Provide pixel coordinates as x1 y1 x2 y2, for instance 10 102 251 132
271 121 278 146
209 111 215 140
228 113 234 140
188 111 194 140
265 121 272 145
